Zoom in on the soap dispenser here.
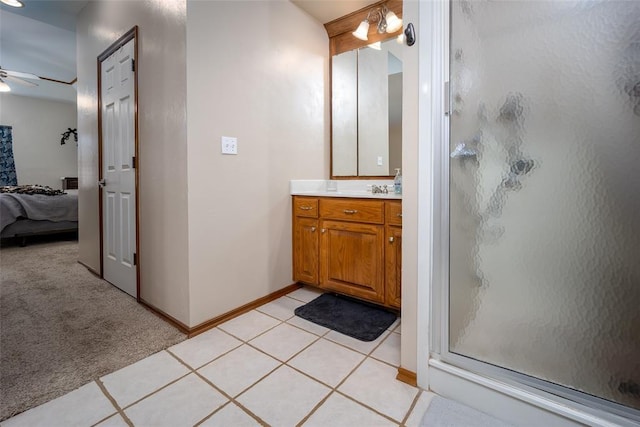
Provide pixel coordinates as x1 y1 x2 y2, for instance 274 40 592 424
394 168 402 194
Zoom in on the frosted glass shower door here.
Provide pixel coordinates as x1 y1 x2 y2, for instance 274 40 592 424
448 0 640 412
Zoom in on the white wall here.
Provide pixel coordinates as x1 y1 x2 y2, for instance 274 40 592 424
400 0 420 375
0 94 77 189
77 0 190 325
186 0 329 326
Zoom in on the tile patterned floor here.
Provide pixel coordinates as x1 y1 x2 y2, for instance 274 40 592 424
3 288 435 427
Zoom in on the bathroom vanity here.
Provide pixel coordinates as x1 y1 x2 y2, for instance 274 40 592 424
291 182 401 309
290 0 405 310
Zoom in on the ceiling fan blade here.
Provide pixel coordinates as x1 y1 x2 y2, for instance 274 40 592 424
5 75 38 87
1 69 41 80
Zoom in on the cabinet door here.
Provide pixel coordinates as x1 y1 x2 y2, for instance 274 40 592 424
385 226 402 308
293 217 319 284
320 220 385 303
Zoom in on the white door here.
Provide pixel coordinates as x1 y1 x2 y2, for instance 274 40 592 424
101 39 137 297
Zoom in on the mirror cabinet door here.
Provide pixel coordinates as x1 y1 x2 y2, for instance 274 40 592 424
331 40 403 177
358 46 390 176
332 50 358 176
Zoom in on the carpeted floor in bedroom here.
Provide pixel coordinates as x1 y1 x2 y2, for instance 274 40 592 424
0 239 186 421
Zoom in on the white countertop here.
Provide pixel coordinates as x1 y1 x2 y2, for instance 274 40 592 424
290 180 402 200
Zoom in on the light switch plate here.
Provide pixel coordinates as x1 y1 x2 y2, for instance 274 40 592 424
377 156 383 166
221 136 237 155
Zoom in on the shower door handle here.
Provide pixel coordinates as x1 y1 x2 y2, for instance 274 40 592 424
444 81 451 116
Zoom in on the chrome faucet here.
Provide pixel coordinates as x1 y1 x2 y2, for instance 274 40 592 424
371 184 389 194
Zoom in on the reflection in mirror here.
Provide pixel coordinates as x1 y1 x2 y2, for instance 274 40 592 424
332 50 358 176
332 38 403 177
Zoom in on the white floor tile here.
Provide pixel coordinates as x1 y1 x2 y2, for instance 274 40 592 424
249 323 317 362
2 382 116 427
405 391 437 427
256 296 304 321
286 315 330 336
304 392 397 427
95 413 129 427
168 328 242 369
100 351 190 408
198 344 280 397
125 374 227 427
217 310 280 341
371 332 401 367
338 358 418 423
324 328 391 355
199 402 260 427
287 286 324 303
388 317 401 332
288 338 364 387
237 365 330 427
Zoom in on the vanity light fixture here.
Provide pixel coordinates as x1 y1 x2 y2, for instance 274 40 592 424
368 41 382 50
0 78 10 92
352 3 402 41
1 0 24 7
352 19 370 41
385 9 402 33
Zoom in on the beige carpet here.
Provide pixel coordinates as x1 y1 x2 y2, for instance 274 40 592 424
0 240 186 421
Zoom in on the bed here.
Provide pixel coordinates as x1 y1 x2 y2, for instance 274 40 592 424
0 183 78 246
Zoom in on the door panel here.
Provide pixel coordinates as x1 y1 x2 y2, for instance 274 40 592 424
101 38 137 297
293 217 319 284
320 220 384 303
449 0 640 412
385 225 401 308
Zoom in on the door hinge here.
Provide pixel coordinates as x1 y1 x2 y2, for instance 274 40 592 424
131 58 135 72
133 252 137 266
132 156 136 169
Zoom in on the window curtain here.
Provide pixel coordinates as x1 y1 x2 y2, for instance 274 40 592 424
0 125 17 186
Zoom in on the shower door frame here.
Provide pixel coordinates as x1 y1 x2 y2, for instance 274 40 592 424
426 1 640 425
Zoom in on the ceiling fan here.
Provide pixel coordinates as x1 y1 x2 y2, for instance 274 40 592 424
0 67 40 92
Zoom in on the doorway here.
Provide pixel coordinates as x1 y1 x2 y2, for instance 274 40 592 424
98 27 139 298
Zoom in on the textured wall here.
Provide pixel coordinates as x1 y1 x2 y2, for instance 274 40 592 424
399 0 419 377
76 0 190 324
185 0 329 326
0 94 77 189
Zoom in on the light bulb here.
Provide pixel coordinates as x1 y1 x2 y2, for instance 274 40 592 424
368 42 382 50
1 0 24 7
385 10 402 33
0 79 11 92
352 20 369 41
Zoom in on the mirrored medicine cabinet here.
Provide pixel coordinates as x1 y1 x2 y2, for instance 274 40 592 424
326 0 403 178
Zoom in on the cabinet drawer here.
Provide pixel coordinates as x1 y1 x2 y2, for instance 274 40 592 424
386 201 402 226
320 198 384 224
294 197 319 218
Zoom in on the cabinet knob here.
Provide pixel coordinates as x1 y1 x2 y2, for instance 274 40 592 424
311 227 316 232
321 228 326 233
389 236 395 243
397 213 402 218
343 209 358 215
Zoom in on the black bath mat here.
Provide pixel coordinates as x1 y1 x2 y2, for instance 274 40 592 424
294 293 397 341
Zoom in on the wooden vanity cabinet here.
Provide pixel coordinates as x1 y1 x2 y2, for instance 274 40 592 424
292 196 402 308
320 219 385 303
293 198 320 284
385 201 403 308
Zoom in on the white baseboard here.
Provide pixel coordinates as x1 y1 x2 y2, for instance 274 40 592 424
428 359 635 427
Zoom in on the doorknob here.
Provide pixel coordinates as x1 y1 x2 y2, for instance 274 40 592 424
98 178 106 188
